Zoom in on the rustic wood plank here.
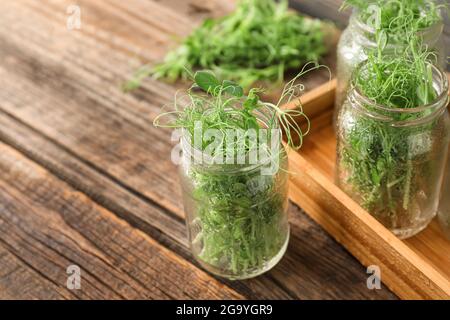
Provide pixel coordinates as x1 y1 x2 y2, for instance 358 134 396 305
0 244 73 299
0 142 242 299
0 10 182 215
0 111 188 248
0 0 396 299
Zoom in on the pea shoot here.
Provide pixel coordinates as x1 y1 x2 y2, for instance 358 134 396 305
125 0 327 91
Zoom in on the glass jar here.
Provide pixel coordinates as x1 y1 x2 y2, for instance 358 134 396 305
438 146 450 240
336 63 450 239
334 9 445 128
178 108 290 279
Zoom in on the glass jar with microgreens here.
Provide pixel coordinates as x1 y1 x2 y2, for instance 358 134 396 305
179 106 290 279
334 3 446 128
336 61 450 239
155 69 312 279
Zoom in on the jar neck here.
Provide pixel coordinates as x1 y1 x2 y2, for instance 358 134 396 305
348 63 449 127
350 9 444 50
180 106 283 175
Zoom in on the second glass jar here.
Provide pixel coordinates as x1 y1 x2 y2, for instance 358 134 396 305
336 63 450 239
334 9 445 128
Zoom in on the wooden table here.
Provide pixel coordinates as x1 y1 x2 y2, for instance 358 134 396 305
0 0 397 299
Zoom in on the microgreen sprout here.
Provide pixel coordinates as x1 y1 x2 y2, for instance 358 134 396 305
154 64 325 151
154 67 322 275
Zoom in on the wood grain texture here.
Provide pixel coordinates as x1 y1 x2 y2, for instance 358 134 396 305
287 79 450 299
0 142 243 299
0 0 397 299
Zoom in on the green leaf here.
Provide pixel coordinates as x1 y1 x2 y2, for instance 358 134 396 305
243 89 260 111
194 70 220 94
370 167 381 185
222 80 244 97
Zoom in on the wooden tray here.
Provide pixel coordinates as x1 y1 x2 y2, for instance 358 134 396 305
284 78 450 300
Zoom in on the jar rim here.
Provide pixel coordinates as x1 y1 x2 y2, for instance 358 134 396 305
349 60 449 126
180 104 284 174
350 7 444 47
351 60 448 113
